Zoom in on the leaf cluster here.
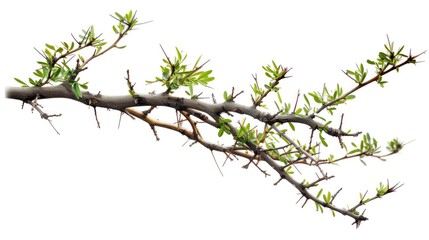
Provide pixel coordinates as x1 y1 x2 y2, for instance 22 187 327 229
146 47 215 96
348 133 380 157
251 61 290 108
14 10 139 99
217 117 232 137
111 11 139 37
307 84 356 115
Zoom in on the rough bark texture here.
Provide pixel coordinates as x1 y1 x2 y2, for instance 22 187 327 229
5 84 356 138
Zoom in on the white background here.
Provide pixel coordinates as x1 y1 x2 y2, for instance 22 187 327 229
1 0 428 239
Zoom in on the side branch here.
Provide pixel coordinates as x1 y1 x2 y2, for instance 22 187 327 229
316 50 425 114
223 118 369 225
124 107 255 160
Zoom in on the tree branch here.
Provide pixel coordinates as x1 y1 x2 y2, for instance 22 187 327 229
5 85 357 138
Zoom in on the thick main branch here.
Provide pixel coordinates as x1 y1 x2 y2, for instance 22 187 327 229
5 84 357 138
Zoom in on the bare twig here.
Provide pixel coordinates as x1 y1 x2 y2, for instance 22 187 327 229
27 99 61 134
271 124 324 174
293 89 300 113
93 107 101 128
210 150 224 177
338 113 345 148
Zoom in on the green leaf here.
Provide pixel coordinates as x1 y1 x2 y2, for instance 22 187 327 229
193 55 202 69
187 83 194 96
14 78 29 87
304 94 311 105
379 52 388 61
175 47 182 61
45 43 55 50
323 192 331 204
359 63 364 73
346 69 355 75
37 61 48 67
198 70 212 78
323 194 328 203
33 69 43 78
125 10 132 22
44 48 53 58
312 93 323 104
115 12 124 20
78 54 85 63
288 122 295 131
346 95 355 100
62 42 69 49
51 68 61 79
28 78 37 86
272 60 278 70
315 203 324 213
285 166 294 174
367 59 375 65
319 131 328 147
112 25 119 34
347 149 361 155
218 128 224 137
316 188 323 198
276 91 283 104
79 82 89 90
72 82 82 99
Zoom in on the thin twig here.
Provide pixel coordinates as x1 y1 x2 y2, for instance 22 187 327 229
338 113 345 148
210 150 224 177
293 89 300 113
27 99 61 134
93 107 100 128
118 111 123 129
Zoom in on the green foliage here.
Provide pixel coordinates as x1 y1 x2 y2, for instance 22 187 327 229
14 78 29 87
223 90 233 102
315 188 325 213
359 192 371 204
366 38 408 87
386 138 403 153
346 63 367 84
71 80 89 99
217 117 232 137
9 13 422 225
376 181 389 197
14 10 139 99
367 40 408 73
262 60 286 80
146 48 215 94
251 60 290 108
319 129 328 147
284 166 294 175
308 84 355 115
348 133 380 159
242 41 415 219
111 10 139 37
323 191 332 204
235 119 257 144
